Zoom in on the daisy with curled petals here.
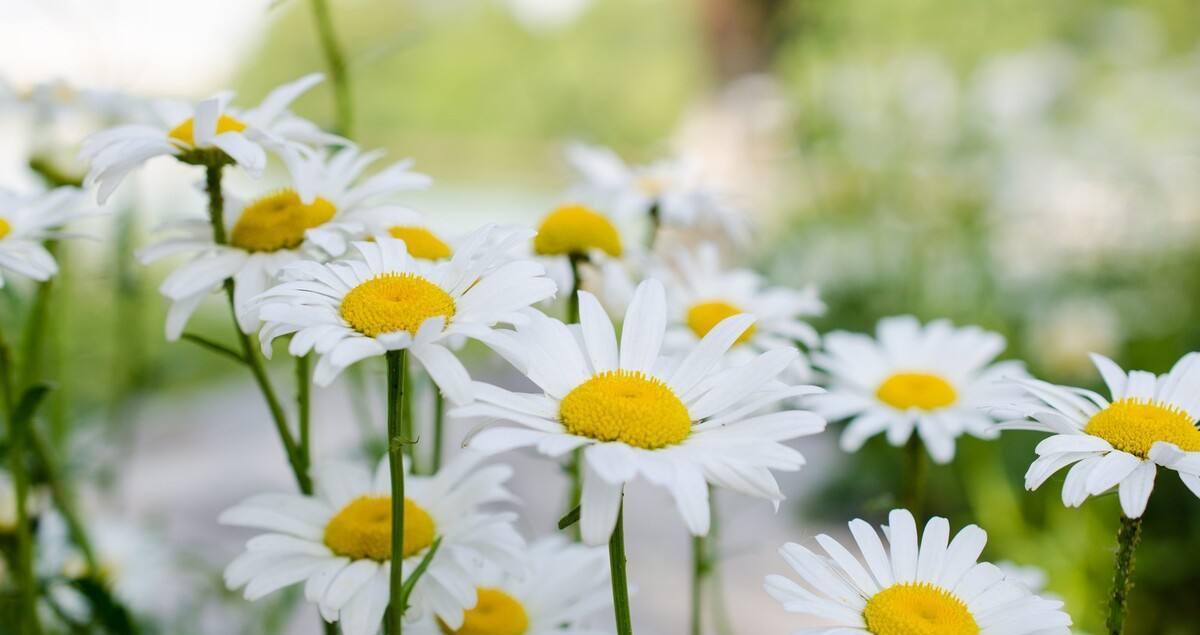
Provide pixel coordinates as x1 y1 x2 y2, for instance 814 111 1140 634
80 73 344 203
661 241 824 382
0 187 93 287
810 316 1026 465
221 451 524 635
410 536 612 635
253 232 557 399
764 508 1072 635
137 147 431 339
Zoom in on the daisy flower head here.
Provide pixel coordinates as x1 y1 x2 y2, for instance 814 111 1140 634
995 352 1200 518
764 508 1072 635
661 241 824 382
220 451 524 635
357 206 533 268
81 73 344 203
0 187 94 287
253 231 557 399
811 316 1026 464
410 536 611 635
138 146 432 339
457 278 826 545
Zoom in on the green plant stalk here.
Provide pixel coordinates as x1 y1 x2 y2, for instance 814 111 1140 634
430 391 444 474
203 164 312 494
0 333 43 635
690 535 706 635
902 435 927 520
386 350 408 635
1106 515 1143 635
28 429 97 572
564 253 585 541
309 0 354 137
608 498 634 635
297 354 313 478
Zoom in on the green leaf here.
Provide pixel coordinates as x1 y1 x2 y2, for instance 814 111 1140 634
12 383 53 428
69 576 139 634
181 333 247 364
557 505 581 531
399 537 442 611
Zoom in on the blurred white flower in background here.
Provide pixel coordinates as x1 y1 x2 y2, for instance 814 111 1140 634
1026 298 1122 380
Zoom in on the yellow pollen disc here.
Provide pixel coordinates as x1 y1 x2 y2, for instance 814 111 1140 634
340 273 456 338
686 300 755 344
533 204 622 258
438 588 530 635
863 583 979 635
876 372 958 411
1084 398 1200 458
559 370 692 449
167 114 247 146
0 218 10 240
387 225 453 260
323 496 436 562
229 189 337 252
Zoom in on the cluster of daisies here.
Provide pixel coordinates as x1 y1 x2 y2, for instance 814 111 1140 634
1 71 1196 635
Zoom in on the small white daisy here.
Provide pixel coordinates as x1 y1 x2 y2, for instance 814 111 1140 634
254 233 557 399
409 536 612 635
221 452 525 635
138 147 431 339
994 352 1200 518
0 187 94 287
456 278 826 545
660 241 824 381
811 316 1026 464
565 142 749 245
764 508 1072 635
357 206 531 268
80 73 343 203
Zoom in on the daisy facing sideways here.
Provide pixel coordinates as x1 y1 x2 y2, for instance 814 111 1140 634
138 147 431 339
660 241 824 381
455 278 826 545
765 508 1072 635
80 73 344 203
994 352 1200 518
0 187 93 287
811 316 1026 464
253 232 557 399
221 452 524 635
409 536 611 635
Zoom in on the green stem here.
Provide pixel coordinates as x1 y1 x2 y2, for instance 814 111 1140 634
297 354 313 476
1106 515 1143 635
902 435 927 521
608 498 633 635
0 333 43 635
431 391 444 474
308 0 354 137
386 350 408 635
564 253 585 540
29 430 97 573
690 535 705 635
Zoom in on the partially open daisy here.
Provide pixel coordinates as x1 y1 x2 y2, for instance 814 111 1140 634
221 452 524 635
764 508 1072 635
456 278 826 544
0 187 93 287
661 241 824 381
410 536 611 635
138 147 431 339
994 352 1200 518
811 316 1026 464
81 73 343 203
253 233 557 399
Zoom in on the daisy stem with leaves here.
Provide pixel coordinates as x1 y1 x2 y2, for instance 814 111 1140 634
0 331 43 635
608 498 634 635
1106 515 1143 635
385 350 408 634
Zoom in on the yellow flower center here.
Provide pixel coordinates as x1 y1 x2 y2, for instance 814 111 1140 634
167 114 247 146
438 588 529 635
559 370 692 449
863 583 979 635
1084 398 1200 458
229 189 337 252
686 300 755 345
0 218 10 240
323 496 436 562
340 273 456 338
387 226 453 260
876 372 958 411
533 204 622 258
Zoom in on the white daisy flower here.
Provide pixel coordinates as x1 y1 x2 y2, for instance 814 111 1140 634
357 206 531 268
0 187 94 287
565 142 749 245
80 73 343 203
138 147 431 339
220 452 524 635
254 233 557 399
456 278 826 545
660 241 824 381
810 316 1026 464
410 536 612 635
764 508 1073 635
994 352 1200 518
